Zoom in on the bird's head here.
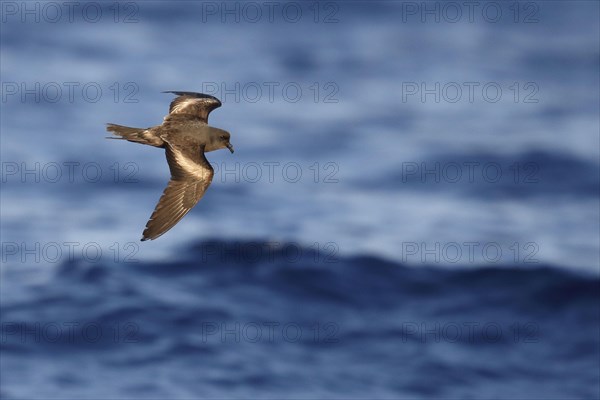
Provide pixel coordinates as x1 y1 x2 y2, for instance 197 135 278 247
206 128 234 153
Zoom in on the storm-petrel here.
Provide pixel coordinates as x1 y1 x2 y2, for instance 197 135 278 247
106 91 233 241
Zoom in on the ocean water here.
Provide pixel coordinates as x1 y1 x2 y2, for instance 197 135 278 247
1 1 599 399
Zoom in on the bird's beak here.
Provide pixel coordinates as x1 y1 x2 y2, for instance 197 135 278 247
226 142 234 153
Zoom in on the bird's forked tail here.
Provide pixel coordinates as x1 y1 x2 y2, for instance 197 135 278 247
106 123 164 147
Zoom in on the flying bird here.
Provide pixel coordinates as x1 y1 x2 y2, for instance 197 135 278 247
106 91 233 241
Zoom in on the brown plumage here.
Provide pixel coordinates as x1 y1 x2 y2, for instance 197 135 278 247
106 91 234 241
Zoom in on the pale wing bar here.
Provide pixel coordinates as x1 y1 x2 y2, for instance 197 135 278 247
141 142 214 241
163 91 222 123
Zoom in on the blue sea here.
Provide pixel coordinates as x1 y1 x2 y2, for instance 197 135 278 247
1 1 599 399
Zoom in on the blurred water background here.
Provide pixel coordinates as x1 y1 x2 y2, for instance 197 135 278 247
1 1 599 398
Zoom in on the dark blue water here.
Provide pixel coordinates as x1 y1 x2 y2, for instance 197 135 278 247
2 240 599 399
1 1 599 398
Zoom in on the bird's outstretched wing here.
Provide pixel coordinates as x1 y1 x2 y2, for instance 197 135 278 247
163 91 222 124
141 140 214 241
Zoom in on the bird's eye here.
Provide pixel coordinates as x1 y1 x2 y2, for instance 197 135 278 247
220 135 226 140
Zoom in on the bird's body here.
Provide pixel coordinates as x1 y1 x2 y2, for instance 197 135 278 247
106 91 233 241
